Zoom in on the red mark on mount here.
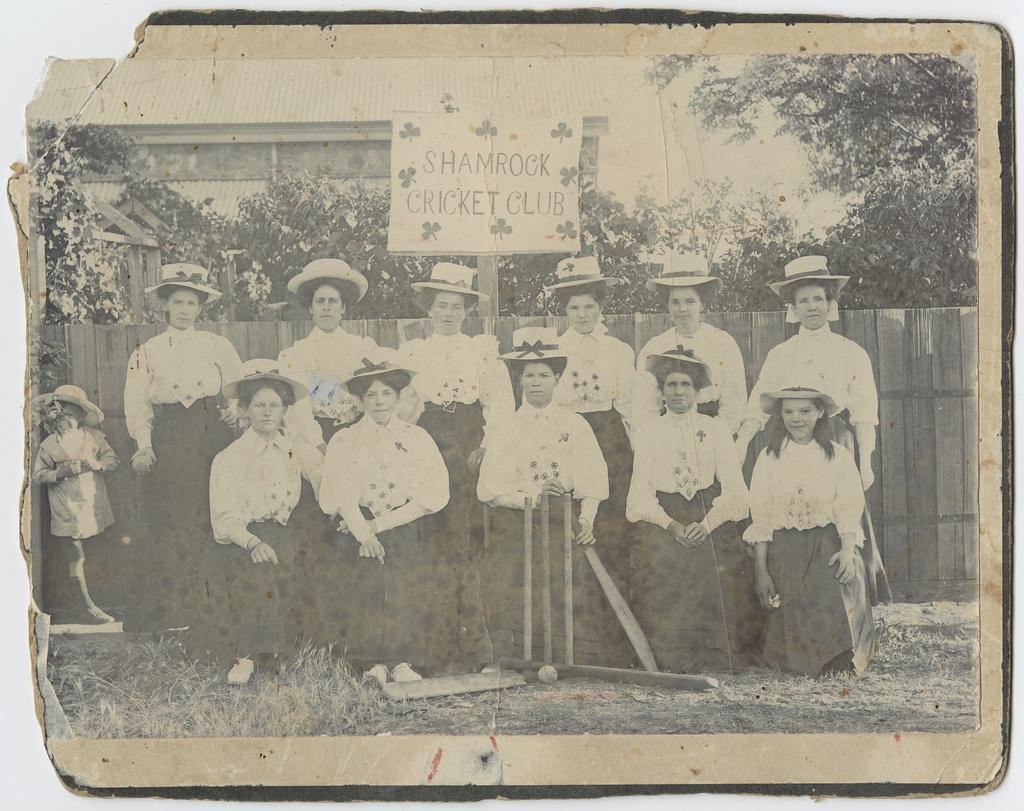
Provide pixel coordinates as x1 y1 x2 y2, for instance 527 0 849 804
426 748 444 782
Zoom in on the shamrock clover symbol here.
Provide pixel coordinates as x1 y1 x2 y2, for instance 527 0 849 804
550 122 573 142
559 432 570 443
560 166 578 187
489 218 513 239
398 167 417 188
395 441 408 453
555 221 578 241
696 430 706 443
422 221 441 240
399 122 421 140
475 120 498 138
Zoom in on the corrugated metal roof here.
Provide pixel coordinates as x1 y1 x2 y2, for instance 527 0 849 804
82 176 388 218
29 57 630 126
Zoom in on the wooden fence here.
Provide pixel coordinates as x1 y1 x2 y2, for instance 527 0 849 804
33 307 978 605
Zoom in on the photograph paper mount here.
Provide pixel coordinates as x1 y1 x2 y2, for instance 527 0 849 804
9 9 1012 800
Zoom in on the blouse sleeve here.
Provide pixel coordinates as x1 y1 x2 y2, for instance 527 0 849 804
475 335 515 448
285 397 326 450
477 418 530 508
742 344 780 433
625 425 672 529
717 332 748 436
570 414 609 503
742 449 776 545
215 335 244 392
31 442 60 485
318 430 374 544
124 345 155 449
295 439 323 494
612 341 636 435
831 444 866 544
209 449 258 550
703 418 749 532
92 430 119 472
844 343 879 429
631 365 663 432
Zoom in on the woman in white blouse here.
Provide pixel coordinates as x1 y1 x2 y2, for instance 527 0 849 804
633 252 748 436
735 255 890 603
318 357 450 683
544 256 636 597
400 262 514 670
186 360 325 685
277 258 384 450
477 327 630 667
122 263 243 633
744 386 875 677
626 348 755 673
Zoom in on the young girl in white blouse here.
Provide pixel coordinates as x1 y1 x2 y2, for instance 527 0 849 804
545 256 636 599
400 262 514 670
477 327 630 667
122 263 243 632
318 357 450 684
626 349 755 673
187 360 326 685
744 386 875 677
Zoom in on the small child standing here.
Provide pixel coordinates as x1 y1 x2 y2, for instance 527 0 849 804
32 385 119 624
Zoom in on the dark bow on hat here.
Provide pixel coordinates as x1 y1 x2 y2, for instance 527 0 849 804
241 367 283 379
665 346 701 361
513 340 559 358
353 357 392 375
172 270 206 284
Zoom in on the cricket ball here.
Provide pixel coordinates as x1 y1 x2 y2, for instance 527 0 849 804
538 665 558 684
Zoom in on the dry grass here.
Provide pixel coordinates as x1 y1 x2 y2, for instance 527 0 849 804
48 601 978 738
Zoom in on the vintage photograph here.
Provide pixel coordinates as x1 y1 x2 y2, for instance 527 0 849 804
12 14 1008 793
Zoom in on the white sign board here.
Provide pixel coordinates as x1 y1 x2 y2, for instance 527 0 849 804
387 112 583 255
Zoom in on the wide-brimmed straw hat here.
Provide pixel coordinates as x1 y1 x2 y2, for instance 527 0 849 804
223 359 308 401
287 258 369 303
410 262 489 308
543 256 618 295
759 385 839 417
644 346 713 388
341 355 417 390
767 255 850 298
644 252 722 295
145 262 222 302
499 327 569 362
33 384 104 423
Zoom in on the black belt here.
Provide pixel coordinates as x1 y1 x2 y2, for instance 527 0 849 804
423 400 482 415
152 395 221 416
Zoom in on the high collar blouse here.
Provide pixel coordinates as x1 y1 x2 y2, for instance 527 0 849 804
632 322 748 435
399 331 514 445
554 323 635 429
124 326 244 449
742 324 879 432
742 439 865 546
209 428 323 550
477 401 609 522
626 409 749 533
318 415 449 545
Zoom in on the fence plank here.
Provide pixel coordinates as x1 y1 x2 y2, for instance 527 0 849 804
66 326 99 406
632 314 670 359
720 312 754 392
748 311 785 381
905 311 938 582
875 310 909 582
94 326 130 413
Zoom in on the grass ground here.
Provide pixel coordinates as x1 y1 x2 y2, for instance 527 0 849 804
47 601 978 738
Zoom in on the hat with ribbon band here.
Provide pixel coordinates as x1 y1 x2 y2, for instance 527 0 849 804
411 262 489 307
644 346 713 388
287 258 369 303
768 256 848 324
32 384 104 424
759 385 840 417
341 354 417 389
499 326 569 362
543 256 619 295
145 262 223 302
222 359 308 401
644 252 722 295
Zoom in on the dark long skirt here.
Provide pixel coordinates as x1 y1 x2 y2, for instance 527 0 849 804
580 409 635 598
186 513 304 667
417 401 490 668
480 503 632 667
326 516 447 671
831 416 892 605
632 487 757 673
763 524 875 676
123 398 235 633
